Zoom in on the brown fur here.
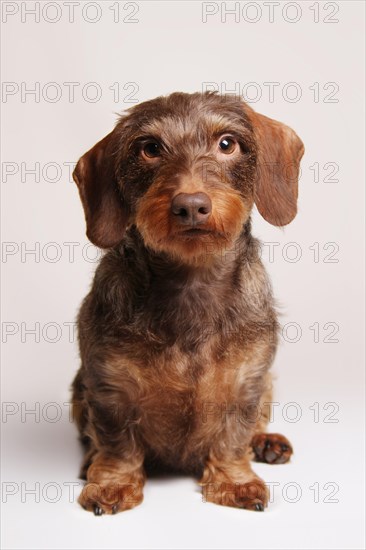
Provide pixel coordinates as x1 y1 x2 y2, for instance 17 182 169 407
71 92 304 514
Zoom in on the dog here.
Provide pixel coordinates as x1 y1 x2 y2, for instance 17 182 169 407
71 91 304 515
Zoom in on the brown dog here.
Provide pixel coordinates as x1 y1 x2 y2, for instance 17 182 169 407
71 91 304 515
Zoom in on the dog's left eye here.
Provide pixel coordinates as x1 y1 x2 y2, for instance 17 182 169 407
218 136 237 154
142 141 161 159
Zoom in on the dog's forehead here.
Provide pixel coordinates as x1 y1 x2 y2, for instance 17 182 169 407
142 112 243 142
122 93 251 143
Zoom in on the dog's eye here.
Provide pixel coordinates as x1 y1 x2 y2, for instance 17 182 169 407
142 141 161 159
218 136 237 154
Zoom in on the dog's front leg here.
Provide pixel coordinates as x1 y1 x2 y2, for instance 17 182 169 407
79 451 145 515
200 449 268 511
198 366 270 511
78 385 145 515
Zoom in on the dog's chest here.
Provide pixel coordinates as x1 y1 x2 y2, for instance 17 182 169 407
135 339 249 460
142 283 227 339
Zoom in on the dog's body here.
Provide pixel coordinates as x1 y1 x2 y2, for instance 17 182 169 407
72 92 304 514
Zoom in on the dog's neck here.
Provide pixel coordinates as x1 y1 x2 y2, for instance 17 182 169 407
104 221 268 351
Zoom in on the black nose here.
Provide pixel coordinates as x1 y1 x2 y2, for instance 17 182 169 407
171 192 212 226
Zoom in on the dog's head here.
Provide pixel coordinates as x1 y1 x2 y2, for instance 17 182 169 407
73 92 304 263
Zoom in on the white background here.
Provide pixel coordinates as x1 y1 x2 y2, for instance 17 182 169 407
1 1 365 549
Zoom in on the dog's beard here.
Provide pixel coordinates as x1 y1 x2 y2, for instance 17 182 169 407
135 186 251 266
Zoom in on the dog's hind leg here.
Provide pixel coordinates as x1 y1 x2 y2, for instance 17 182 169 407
249 373 293 464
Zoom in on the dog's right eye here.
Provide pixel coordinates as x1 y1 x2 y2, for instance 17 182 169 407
142 142 161 159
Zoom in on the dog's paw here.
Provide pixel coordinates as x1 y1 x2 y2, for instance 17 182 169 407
78 481 143 515
234 479 268 511
203 478 268 511
251 433 293 464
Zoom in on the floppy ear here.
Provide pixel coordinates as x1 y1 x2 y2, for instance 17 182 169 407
246 107 304 226
73 132 128 248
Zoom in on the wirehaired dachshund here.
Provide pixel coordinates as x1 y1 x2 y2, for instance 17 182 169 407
71 91 304 515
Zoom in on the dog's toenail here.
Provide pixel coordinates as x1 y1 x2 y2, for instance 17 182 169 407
281 443 290 451
112 505 118 514
265 450 277 463
93 505 104 516
254 503 264 511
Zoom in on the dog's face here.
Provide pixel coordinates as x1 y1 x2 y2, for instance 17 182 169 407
73 92 304 263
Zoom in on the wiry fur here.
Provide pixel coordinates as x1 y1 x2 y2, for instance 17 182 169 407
71 92 304 514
